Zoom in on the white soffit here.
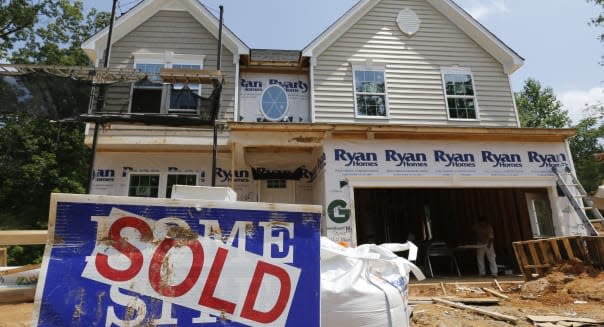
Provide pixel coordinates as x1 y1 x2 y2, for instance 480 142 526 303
81 0 249 64
303 0 523 74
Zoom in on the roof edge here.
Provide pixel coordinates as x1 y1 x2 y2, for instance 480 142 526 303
81 0 249 65
302 0 524 74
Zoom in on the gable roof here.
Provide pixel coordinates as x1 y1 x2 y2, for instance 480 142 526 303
302 0 524 74
81 0 249 64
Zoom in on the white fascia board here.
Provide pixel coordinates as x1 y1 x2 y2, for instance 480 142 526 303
302 0 377 58
81 0 249 66
426 0 524 74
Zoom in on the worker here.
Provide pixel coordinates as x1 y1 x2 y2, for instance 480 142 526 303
473 216 497 277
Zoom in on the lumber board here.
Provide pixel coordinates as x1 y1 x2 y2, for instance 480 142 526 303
0 285 36 303
409 296 501 305
0 230 48 245
482 287 510 300
550 239 563 261
433 298 518 324
562 238 575 260
0 264 41 277
0 248 6 267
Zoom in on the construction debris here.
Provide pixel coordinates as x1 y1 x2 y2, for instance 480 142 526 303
527 315 604 327
432 297 519 324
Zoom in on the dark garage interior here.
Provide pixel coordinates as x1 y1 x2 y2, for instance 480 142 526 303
354 187 550 276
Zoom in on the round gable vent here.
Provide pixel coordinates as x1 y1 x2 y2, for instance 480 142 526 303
396 8 421 36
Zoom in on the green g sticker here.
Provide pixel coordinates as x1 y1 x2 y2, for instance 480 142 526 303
327 199 350 224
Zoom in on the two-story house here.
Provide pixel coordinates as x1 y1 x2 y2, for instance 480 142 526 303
82 0 587 270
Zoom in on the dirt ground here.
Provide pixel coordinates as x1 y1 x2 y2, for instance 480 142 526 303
411 261 604 326
1 262 603 326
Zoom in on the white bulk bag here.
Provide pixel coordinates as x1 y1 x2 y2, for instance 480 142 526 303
320 237 425 327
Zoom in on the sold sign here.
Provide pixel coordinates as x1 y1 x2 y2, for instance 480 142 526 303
81 208 300 327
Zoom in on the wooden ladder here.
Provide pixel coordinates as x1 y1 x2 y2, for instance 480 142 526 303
552 166 604 236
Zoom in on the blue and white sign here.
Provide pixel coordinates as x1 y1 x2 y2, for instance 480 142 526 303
33 194 321 327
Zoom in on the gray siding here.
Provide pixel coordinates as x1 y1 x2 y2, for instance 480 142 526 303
104 10 235 120
313 0 517 127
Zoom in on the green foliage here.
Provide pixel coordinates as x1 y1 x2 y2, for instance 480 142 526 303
516 78 604 193
568 103 604 193
0 114 90 231
0 1 107 265
9 1 109 65
7 245 44 266
0 0 46 59
587 0 604 43
515 78 571 128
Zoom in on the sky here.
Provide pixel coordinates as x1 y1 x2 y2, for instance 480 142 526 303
86 0 604 123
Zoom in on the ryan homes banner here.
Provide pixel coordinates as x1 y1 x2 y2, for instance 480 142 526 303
33 194 321 327
323 140 571 244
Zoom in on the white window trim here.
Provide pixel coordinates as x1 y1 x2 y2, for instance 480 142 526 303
130 51 206 114
441 67 480 121
351 62 390 120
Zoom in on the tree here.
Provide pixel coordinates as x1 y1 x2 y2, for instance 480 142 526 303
0 1 108 265
568 103 604 193
587 0 604 43
1 0 109 62
515 78 571 128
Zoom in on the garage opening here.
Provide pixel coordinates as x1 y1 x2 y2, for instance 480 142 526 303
354 187 550 276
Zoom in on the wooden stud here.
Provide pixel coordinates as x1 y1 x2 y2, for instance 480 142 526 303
440 282 448 296
433 298 518 324
527 242 543 276
0 230 47 245
562 238 575 260
482 287 510 301
494 279 504 292
512 242 530 279
550 239 563 261
0 263 41 277
0 248 6 267
538 241 554 265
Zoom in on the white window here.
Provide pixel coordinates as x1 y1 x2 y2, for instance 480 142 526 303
131 51 204 114
132 63 164 113
526 193 555 238
127 173 198 198
128 174 160 198
165 174 197 198
352 67 388 118
441 67 479 120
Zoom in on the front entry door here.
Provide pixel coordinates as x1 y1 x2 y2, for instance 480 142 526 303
260 179 295 204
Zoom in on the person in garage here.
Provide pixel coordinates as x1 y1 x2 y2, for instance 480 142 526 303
473 216 498 277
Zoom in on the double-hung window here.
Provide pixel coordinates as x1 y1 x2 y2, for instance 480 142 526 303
132 63 164 113
131 51 204 114
441 67 479 120
353 67 388 118
169 64 201 113
128 174 160 198
165 174 197 198
127 173 197 198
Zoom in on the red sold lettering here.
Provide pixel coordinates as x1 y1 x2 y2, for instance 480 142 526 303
198 247 236 314
149 238 204 297
95 216 152 282
240 261 292 324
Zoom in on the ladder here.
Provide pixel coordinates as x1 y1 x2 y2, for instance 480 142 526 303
552 166 604 236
